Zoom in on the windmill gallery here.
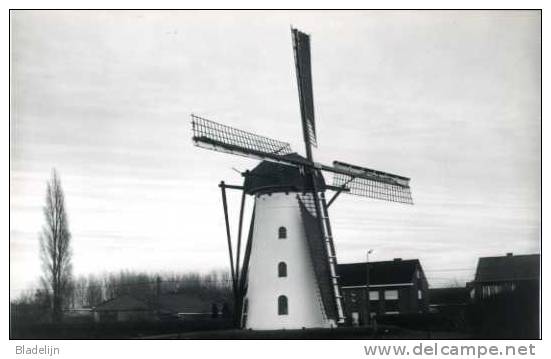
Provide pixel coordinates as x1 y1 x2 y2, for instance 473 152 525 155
191 28 414 330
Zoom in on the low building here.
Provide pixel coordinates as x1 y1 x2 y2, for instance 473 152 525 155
93 293 228 323
93 295 154 323
337 258 429 326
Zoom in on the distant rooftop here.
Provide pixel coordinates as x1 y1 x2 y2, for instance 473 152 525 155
337 259 422 287
473 253 540 283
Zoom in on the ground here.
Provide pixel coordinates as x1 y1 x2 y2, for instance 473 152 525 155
140 326 471 340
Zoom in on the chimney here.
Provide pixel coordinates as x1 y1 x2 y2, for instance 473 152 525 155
506 252 513 257
393 258 402 262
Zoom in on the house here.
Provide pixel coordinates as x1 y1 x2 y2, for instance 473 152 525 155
337 258 429 326
93 295 155 323
469 253 540 300
467 253 540 339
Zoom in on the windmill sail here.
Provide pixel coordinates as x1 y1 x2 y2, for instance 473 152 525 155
292 28 317 152
331 161 413 204
191 114 294 161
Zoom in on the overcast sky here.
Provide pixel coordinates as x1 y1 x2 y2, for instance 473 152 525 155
10 10 541 297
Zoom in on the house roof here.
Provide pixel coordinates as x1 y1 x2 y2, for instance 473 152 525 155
429 287 470 305
93 295 150 312
473 253 540 283
337 259 421 287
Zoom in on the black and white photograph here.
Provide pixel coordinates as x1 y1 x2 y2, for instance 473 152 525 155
9 9 541 344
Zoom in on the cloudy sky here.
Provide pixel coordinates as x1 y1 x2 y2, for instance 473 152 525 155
10 10 541 297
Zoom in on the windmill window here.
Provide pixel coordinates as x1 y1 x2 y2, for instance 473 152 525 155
278 262 287 277
278 295 288 315
278 226 287 239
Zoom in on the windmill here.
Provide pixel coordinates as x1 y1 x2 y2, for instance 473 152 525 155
191 28 413 330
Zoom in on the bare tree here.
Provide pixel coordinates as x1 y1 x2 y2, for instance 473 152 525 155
85 275 103 307
39 169 72 322
71 275 89 308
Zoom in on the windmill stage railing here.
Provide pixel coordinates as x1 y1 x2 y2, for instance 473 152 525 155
191 114 294 159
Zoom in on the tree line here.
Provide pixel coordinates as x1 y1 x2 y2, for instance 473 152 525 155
13 270 232 311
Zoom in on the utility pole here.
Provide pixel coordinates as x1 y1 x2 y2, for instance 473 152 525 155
366 249 373 326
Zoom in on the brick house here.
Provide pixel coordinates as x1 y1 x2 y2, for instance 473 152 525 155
337 258 429 325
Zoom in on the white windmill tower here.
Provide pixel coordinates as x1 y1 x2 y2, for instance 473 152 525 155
191 28 413 330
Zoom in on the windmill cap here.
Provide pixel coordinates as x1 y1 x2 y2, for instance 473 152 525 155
243 153 325 195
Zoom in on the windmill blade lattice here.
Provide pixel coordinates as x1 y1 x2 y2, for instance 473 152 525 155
332 172 413 204
191 114 294 160
331 161 413 204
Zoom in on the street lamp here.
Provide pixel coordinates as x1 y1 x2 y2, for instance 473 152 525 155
366 249 374 326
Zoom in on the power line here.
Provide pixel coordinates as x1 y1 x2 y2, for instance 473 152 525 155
424 268 475 273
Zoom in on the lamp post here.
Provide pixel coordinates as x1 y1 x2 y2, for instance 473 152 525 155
366 249 373 326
